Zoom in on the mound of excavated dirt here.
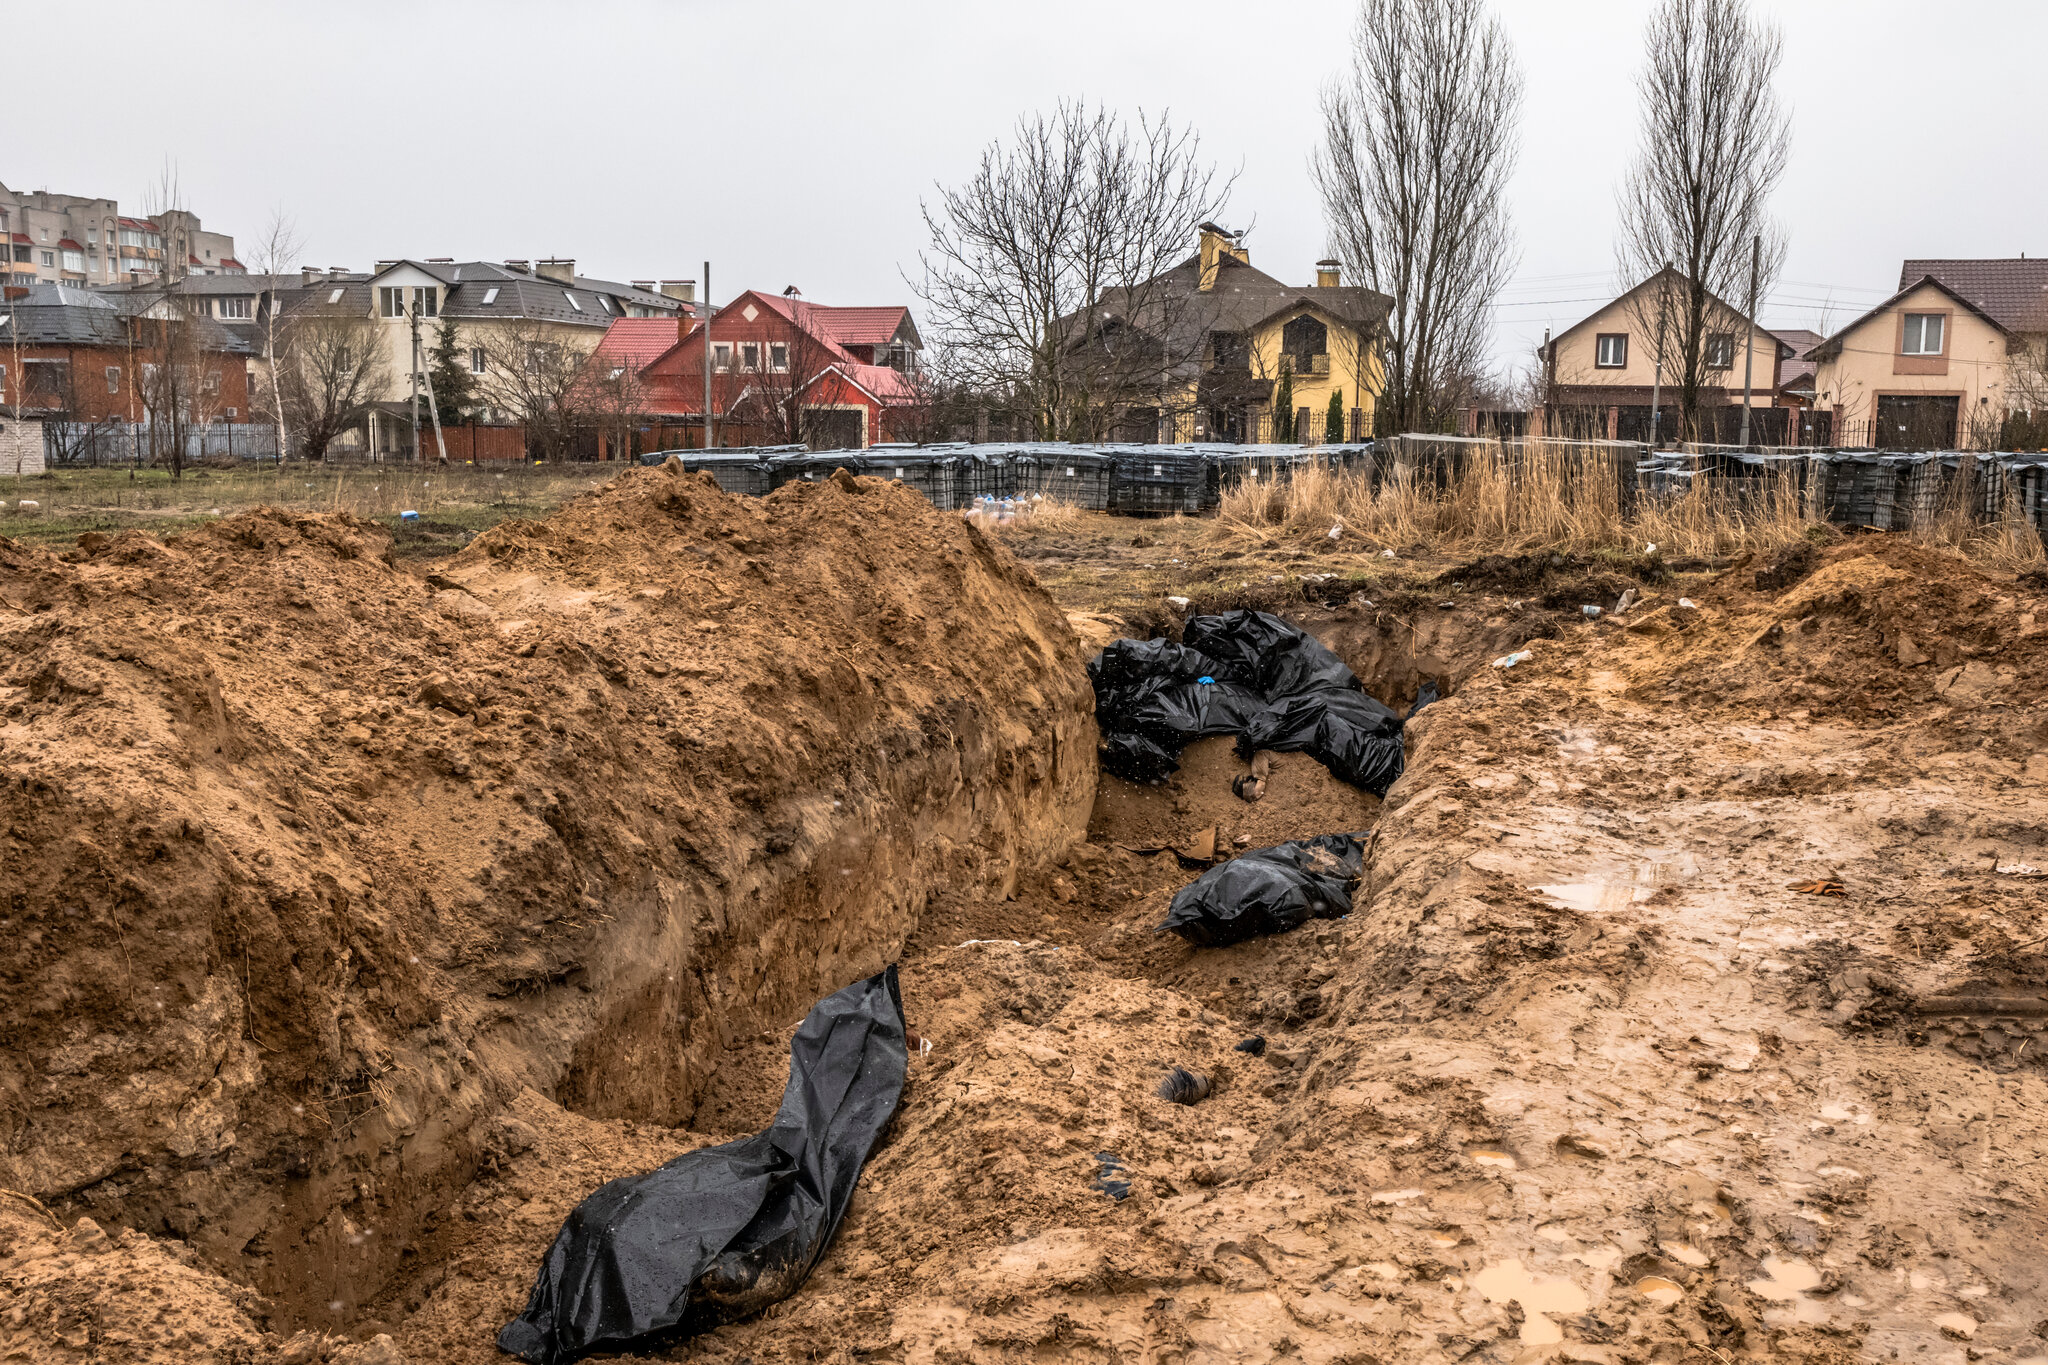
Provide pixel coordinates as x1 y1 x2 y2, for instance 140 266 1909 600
0 465 1093 1353
1627 537 2048 721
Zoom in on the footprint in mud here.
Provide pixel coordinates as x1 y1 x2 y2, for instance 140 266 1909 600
1469 1258 1590 1345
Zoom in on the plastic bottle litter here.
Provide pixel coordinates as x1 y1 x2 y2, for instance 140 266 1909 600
1166 595 1192 609
1380 548 1396 559
1581 605 1602 619
1678 598 1697 610
1327 521 1343 541
1492 650 1533 668
1614 588 1637 615
400 510 420 522
16 500 39 511
1645 542 1658 554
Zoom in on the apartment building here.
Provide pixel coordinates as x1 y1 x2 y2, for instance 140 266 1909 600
0 181 240 289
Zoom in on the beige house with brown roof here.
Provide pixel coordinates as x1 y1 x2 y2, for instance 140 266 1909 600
1806 259 2048 448
1537 267 1797 443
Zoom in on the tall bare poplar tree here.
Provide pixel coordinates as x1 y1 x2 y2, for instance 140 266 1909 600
915 102 1230 440
1616 0 1790 442
1314 0 1522 435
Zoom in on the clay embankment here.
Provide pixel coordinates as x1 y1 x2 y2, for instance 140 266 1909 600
0 464 1093 1334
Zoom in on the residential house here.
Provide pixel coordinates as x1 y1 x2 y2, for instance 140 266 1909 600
599 289 924 450
1077 224 1390 443
0 181 239 286
1805 259 2048 449
1537 267 1793 443
0 282 254 423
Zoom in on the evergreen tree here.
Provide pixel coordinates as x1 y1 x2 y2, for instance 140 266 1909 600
1273 360 1295 443
1326 388 1346 443
427 318 477 426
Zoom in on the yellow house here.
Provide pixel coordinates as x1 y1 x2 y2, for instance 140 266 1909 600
1083 224 1390 443
1806 261 2047 449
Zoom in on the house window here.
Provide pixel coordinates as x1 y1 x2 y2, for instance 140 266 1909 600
327 287 345 304
86 228 96 244
469 346 487 375
769 342 789 372
40 250 55 268
61 250 85 272
105 367 120 394
378 286 402 317
1902 313 1945 356
740 342 760 371
713 343 732 372
481 287 499 305
218 296 252 319
1595 334 1628 368
1705 333 1734 369
563 291 581 312
10 245 27 263
412 286 437 317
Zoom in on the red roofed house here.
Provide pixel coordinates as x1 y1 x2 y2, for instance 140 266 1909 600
589 288 924 449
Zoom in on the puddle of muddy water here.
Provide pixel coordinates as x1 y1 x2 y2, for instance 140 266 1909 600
1747 1254 1831 1324
1635 1275 1685 1307
1470 1258 1590 1345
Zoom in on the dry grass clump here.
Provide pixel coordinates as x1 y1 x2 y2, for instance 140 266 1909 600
1917 464 2048 571
1216 439 1819 560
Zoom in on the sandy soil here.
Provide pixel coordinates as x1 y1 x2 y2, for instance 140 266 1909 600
7 492 2048 1364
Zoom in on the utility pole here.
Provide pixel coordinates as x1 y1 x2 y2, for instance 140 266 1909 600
1738 233 1760 449
413 299 449 464
408 293 421 462
701 260 713 449
1648 263 1670 450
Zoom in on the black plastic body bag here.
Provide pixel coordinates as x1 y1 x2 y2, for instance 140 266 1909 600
1158 834 1368 947
498 966 908 1363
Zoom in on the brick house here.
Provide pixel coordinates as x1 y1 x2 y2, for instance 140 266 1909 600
0 282 253 423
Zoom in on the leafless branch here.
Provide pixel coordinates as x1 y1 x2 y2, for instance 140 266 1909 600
1314 0 1523 435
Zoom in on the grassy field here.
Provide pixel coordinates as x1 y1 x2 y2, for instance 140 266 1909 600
0 462 623 557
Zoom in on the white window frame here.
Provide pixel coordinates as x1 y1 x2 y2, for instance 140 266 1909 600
1704 333 1734 369
712 342 732 372
769 342 789 372
105 366 120 394
327 287 345 304
1902 313 1945 356
411 286 437 318
1595 333 1628 369
563 290 582 312
740 342 760 372
469 346 487 375
481 286 499 305
218 296 252 319
378 286 402 318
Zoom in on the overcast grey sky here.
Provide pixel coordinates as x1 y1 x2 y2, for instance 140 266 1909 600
15 0 2045 373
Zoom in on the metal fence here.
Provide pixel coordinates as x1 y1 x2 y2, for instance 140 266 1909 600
46 421 282 467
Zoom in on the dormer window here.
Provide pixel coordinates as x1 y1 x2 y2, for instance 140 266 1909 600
481 287 499 305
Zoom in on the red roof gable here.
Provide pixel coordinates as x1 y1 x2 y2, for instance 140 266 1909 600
9 233 28 244
808 306 910 348
57 239 82 250
220 258 243 269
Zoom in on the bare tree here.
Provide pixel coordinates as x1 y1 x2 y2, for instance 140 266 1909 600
1314 0 1522 436
244 210 303 464
277 303 390 463
477 320 597 461
915 101 1231 441
1616 0 1790 443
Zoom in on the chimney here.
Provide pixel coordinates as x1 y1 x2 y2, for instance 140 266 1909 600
1316 259 1340 288
302 266 323 284
329 267 351 279
536 258 576 283
659 279 696 303
1196 222 1246 292
427 256 454 263
504 259 530 273
631 280 656 291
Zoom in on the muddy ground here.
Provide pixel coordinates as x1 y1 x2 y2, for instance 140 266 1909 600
5 476 2047 1365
